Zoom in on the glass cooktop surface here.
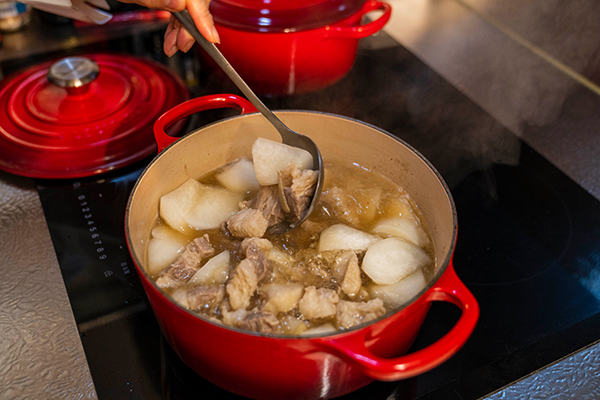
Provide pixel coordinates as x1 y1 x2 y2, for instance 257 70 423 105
35 32 600 399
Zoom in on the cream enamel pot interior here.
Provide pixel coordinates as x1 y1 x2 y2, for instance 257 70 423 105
125 95 479 400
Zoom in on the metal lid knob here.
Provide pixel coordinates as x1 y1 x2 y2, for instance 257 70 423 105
47 57 100 88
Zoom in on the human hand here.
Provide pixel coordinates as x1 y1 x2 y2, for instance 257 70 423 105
117 0 220 56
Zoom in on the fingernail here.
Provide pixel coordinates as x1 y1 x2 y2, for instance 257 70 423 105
182 39 195 53
211 26 221 44
166 44 178 57
166 0 183 10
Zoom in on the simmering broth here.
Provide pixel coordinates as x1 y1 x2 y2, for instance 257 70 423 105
147 160 434 335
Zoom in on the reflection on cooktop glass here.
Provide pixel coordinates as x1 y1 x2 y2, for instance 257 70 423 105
34 32 600 400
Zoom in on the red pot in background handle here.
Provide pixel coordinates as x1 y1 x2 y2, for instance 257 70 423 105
153 94 257 152
325 0 392 39
208 1 393 95
316 260 479 381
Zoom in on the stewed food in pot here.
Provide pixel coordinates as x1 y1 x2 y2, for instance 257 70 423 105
146 138 434 335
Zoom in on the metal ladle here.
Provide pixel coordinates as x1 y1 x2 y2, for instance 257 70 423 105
172 10 324 235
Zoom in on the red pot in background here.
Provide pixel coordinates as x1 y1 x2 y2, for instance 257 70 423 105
125 95 479 400
206 0 392 95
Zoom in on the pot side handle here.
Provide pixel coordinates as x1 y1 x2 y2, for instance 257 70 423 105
317 263 479 381
153 94 257 152
325 0 392 40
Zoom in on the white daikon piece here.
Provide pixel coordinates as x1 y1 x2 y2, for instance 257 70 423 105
184 185 243 230
252 137 313 186
146 237 185 276
373 217 429 247
384 197 412 219
355 187 382 225
151 224 187 242
300 323 336 336
189 251 230 285
171 289 189 309
216 158 260 193
318 224 380 252
261 283 305 314
362 237 431 285
159 178 204 232
280 315 308 335
369 269 427 309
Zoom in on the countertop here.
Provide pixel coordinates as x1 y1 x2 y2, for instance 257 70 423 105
1 0 600 398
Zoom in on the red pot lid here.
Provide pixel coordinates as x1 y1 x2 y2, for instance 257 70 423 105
0 54 189 179
210 0 367 32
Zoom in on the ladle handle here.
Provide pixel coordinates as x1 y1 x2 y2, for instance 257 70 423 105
172 11 291 139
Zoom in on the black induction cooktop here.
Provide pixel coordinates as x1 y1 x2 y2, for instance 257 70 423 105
35 32 600 399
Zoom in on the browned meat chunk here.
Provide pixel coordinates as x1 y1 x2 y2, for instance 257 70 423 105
242 237 273 283
156 235 215 288
184 234 215 266
241 237 273 254
298 286 339 320
186 285 225 311
156 264 197 289
300 219 328 235
236 311 280 333
319 186 360 227
226 237 276 310
173 234 215 270
226 258 258 310
336 299 386 329
333 251 362 299
279 164 318 223
226 208 269 238
221 306 248 327
252 185 285 226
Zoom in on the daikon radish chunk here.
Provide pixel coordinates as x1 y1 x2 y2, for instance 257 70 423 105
385 197 412 219
185 185 243 230
280 315 308 335
216 158 260 193
252 137 313 186
261 283 305 314
171 289 189 308
318 223 380 252
147 237 185 276
355 187 382 225
362 238 431 285
189 251 230 285
373 217 429 247
159 178 203 232
369 269 427 309
300 323 336 336
151 224 187 242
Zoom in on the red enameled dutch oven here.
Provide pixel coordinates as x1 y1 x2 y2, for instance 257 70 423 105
205 0 392 95
125 94 479 400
